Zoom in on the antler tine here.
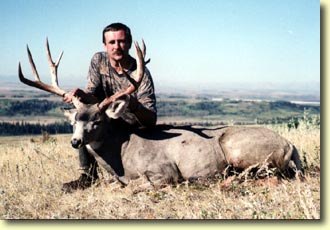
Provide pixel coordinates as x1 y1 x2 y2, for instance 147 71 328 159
55 50 64 66
46 38 64 87
46 37 53 64
141 39 150 65
26 45 41 81
18 62 29 85
141 39 146 58
133 41 145 84
46 37 64 66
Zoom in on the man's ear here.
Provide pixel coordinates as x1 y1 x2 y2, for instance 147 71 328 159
62 108 77 125
105 96 129 119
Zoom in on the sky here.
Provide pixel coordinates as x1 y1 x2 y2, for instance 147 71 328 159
0 0 320 90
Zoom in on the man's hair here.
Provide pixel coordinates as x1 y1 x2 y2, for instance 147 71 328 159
102 23 132 46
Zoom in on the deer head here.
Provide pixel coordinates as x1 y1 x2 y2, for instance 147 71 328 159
64 96 129 148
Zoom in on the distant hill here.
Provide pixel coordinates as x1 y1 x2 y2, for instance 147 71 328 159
0 74 319 102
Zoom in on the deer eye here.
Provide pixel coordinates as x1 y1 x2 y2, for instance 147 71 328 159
92 121 101 129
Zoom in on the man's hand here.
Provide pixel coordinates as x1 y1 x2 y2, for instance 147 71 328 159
63 88 88 104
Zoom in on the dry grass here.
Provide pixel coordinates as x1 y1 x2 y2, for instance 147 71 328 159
0 125 320 219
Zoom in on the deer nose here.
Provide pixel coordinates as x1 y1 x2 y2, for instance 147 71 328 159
71 138 82 149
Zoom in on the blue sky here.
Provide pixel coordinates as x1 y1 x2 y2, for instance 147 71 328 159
0 0 320 89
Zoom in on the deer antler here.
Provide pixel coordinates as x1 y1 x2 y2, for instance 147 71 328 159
18 38 66 97
141 39 150 65
119 40 149 92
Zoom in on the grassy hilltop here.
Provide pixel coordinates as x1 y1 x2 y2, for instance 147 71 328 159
0 120 320 219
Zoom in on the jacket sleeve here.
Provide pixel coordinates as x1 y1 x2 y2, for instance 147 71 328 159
85 53 105 101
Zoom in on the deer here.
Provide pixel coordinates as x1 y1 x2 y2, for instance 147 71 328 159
18 39 303 189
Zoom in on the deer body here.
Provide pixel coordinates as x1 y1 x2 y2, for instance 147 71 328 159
69 111 301 185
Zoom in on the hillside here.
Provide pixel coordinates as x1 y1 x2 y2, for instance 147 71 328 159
0 92 320 136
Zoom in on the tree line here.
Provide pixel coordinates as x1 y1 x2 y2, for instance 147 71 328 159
0 121 72 136
0 98 320 118
0 99 68 116
0 98 320 135
157 100 320 118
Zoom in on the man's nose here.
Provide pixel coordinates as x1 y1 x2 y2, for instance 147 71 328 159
113 41 120 49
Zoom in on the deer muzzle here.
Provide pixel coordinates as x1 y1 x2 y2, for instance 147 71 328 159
71 138 83 149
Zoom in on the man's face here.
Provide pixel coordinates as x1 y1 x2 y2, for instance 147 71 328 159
104 30 130 62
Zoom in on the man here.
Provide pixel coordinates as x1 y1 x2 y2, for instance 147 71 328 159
62 23 157 192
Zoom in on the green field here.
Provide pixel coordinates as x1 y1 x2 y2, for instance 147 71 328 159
0 94 320 135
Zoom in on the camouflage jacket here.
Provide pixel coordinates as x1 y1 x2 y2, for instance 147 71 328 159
85 52 157 126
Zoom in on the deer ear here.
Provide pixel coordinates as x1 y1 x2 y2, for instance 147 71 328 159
62 108 77 125
105 96 129 119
